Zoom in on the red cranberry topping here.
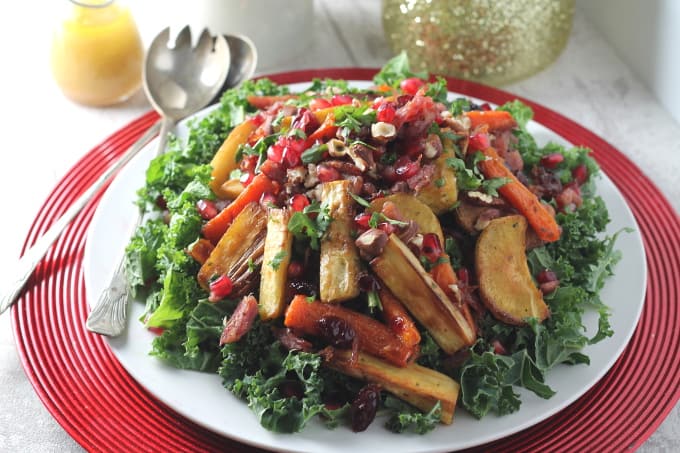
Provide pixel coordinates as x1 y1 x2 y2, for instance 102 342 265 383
572 164 588 185
196 199 218 220
421 233 443 263
351 384 381 432
290 194 310 212
376 103 396 123
317 164 342 183
536 269 558 284
399 77 425 95
317 316 356 349
468 132 490 151
209 274 233 302
309 98 332 111
331 94 353 106
540 153 565 169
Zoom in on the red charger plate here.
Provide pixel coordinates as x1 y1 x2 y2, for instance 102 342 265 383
12 69 680 452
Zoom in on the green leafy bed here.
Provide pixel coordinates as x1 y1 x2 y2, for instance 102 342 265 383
124 54 623 434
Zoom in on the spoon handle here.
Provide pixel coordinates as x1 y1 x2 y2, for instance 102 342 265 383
85 116 174 336
0 120 161 317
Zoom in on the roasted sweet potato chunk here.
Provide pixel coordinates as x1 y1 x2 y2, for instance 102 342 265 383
475 215 550 325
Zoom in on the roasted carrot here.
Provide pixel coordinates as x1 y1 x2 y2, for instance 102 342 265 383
465 110 517 131
187 238 214 265
305 112 337 147
478 147 561 242
378 287 421 350
284 294 416 367
430 256 477 330
202 173 276 244
246 94 298 110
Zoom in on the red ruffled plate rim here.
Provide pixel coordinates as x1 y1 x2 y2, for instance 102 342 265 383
12 68 680 452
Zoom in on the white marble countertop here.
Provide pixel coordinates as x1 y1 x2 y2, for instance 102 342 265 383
0 1 678 451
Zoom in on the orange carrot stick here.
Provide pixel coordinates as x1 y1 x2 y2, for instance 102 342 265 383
478 147 561 242
202 173 276 244
284 294 416 367
246 95 298 110
378 287 421 350
465 110 517 131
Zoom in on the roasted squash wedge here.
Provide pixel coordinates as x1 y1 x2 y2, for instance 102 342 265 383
475 215 550 325
368 193 444 245
209 120 257 198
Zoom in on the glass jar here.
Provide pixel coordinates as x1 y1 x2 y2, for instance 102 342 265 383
383 0 575 86
50 0 144 106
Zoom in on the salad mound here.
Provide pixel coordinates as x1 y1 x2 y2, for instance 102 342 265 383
124 53 623 434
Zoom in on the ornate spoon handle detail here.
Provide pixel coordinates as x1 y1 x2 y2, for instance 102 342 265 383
85 257 130 336
0 120 161 317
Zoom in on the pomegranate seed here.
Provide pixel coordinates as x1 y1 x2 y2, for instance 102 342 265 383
290 194 310 212
148 326 165 336
209 274 233 302
309 98 332 111
457 267 470 284
468 132 490 151
378 222 397 235
479 103 492 111
540 153 565 169
260 192 277 207
572 164 588 185
250 113 265 127
331 94 353 106
283 138 306 167
239 171 254 186
399 77 425 95
287 261 304 278
267 142 284 163
354 213 372 230
536 269 558 284
317 164 341 183
196 199 218 220
394 155 421 180
376 103 396 123
421 233 443 263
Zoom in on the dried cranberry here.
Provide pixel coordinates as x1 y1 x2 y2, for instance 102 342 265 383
317 164 341 183
457 267 470 284
290 194 310 212
331 94 353 106
317 316 356 348
540 153 565 169
209 274 233 302
399 77 425 95
309 98 332 111
376 103 396 123
536 269 558 284
350 384 381 432
479 103 492 111
287 261 304 278
468 132 490 151
196 199 218 220
572 164 588 185
421 233 443 263
358 273 380 292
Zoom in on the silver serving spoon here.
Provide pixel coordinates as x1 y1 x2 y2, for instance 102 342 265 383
222 34 258 92
84 27 230 336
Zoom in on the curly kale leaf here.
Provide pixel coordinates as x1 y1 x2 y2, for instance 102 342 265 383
373 51 427 87
384 397 440 434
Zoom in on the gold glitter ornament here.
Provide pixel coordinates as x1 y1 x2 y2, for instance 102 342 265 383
382 0 574 86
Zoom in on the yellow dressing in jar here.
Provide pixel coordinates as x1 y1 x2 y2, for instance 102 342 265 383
50 0 143 106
